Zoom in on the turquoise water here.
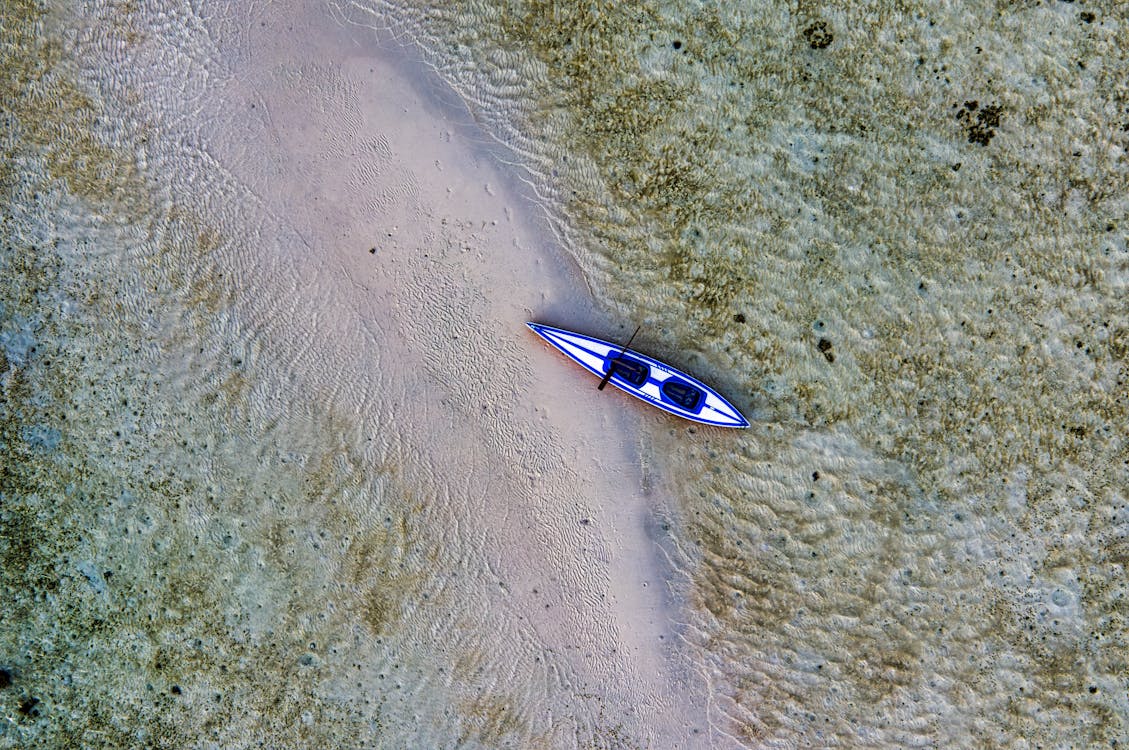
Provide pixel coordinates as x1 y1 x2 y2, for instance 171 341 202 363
2 0 1127 747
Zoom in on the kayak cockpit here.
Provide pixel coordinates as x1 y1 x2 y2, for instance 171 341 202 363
661 379 702 410
607 356 649 386
605 355 703 412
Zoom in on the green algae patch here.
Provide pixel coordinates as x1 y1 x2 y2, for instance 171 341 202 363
0 1 149 215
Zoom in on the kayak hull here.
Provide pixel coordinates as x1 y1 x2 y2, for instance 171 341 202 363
527 323 749 428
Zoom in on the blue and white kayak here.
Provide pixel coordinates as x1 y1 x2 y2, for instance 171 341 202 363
527 323 749 428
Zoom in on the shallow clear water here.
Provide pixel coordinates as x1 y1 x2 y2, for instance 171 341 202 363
2 0 1127 747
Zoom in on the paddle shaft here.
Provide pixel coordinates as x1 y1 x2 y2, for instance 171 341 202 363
597 325 642 390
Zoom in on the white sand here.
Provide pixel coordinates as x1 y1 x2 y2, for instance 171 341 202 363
200 3 706 744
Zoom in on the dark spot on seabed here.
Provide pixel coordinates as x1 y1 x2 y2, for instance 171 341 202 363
733 313 746 324
0 668 11 688
803 21 834 50
956 100 1003 146
18 696 40 717
817 337 834 362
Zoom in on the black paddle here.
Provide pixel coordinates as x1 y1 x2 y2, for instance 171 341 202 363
597 325 641 391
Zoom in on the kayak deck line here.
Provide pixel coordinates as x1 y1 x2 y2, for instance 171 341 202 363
526 322 750 428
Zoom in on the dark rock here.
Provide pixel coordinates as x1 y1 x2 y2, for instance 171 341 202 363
18 696 39 716
803 21 834 50
817 338 835 363
957 100 1003 146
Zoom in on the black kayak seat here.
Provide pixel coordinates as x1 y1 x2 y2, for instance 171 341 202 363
608 356 649 386
662 379 702 410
